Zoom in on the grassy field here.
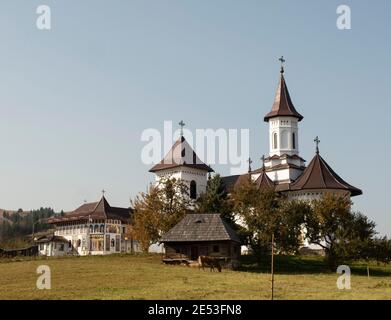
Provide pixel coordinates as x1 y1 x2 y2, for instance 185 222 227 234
0 254 390 300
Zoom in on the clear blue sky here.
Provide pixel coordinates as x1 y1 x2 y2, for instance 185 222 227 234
0 1 390 236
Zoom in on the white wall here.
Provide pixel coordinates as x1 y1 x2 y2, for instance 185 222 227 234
269 116 299 157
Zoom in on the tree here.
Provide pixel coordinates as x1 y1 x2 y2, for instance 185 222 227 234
131 178 191 252
305 194 376 269
231 177 307 259
195 174 234 224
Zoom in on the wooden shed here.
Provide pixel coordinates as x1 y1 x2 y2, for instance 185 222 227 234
161 213 241 268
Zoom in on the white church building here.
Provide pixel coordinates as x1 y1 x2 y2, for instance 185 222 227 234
149 60 362 253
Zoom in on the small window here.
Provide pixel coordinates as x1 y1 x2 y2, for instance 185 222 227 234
190 180 197 199
273 133 278 149
181 148 185 157
77 239 81 248
111 239 115 247
292 133 296 149
213 245 219 253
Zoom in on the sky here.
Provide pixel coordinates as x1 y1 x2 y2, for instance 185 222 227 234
0 1 390 236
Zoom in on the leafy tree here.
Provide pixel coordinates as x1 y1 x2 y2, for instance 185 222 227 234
231 177 307 259
305 194 376 269
131 178 191 252
366 236 391 265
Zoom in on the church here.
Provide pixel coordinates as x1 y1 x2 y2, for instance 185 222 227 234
151 59 362 204
151 58 362 252
221 59 362 201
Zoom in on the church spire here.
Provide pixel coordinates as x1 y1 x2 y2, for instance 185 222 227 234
264 58 304 122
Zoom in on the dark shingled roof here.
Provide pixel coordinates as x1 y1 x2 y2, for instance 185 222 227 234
222 171 275 192
161 213 240 243
48 196 132 224
254 169 275 191
35 234 69 244
221 173 251 191
264 71 303 122
290 152 362 197
150 136 213 173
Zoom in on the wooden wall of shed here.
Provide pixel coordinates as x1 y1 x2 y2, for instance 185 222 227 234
164 241 240 260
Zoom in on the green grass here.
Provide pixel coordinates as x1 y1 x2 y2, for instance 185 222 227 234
0 254 390 300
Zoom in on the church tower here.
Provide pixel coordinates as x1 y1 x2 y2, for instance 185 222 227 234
149 121 213 200
262 58 306 184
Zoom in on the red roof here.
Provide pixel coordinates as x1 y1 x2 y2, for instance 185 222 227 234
290 152 362 197
48 196 132 224
264 71 304 122
150 136 213 173
254 168 275 191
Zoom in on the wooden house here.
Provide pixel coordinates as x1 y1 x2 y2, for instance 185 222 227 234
161 213 241 268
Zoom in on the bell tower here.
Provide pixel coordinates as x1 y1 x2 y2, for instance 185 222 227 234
262 57 305 184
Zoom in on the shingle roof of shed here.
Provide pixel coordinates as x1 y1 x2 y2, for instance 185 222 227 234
161 213 240 243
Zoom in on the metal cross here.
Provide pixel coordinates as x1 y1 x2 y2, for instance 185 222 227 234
261 155 266 167
314 136 320 154
102 189 106 196
247 157 253 173
179 120 186 136
279 56 285 73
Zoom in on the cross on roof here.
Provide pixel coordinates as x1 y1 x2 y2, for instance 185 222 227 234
279 56 285 73
102 189 106 197
261 155 266 167
247 157 253 173
314 136 320 154
179 120 186 136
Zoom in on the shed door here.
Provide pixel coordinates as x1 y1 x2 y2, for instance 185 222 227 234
190 246 198 260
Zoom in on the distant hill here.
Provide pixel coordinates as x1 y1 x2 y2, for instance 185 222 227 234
0 209 14 224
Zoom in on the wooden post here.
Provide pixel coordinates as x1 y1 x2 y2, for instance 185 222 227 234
367 265 370 278
271 233 275 301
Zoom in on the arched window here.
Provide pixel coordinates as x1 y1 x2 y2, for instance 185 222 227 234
273 133 278 149
190 180 197 199
292 133 296 149
281 130 288 149
94 225 99 233
100 224 105 233
89 225 93 234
